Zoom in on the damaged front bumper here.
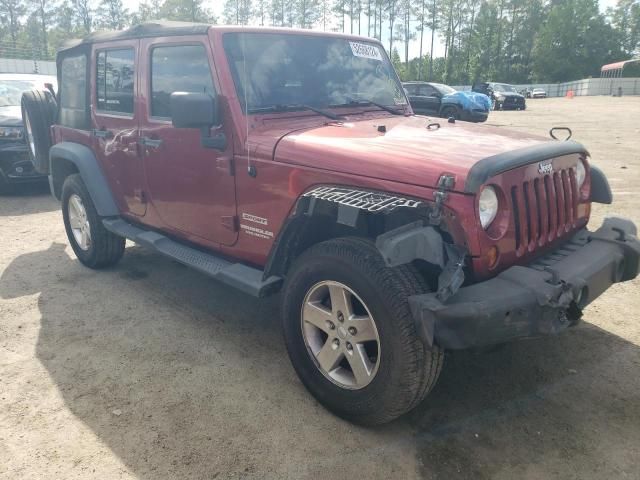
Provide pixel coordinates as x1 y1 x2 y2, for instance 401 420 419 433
408 217 640 349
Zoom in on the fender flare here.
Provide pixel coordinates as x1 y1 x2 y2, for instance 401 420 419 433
590 165 613 204
49 142 119 216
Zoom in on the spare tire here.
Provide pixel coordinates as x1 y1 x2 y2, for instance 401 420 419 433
21 89 57 174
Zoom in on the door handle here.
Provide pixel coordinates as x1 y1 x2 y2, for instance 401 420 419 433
92 128 113 139
140 137 162 148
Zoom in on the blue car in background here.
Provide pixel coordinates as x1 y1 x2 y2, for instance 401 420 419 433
403 81 491 122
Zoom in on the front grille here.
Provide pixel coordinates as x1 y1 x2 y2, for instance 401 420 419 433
511 168 579 254
504 97 524 106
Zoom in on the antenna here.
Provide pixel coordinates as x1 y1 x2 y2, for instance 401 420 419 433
241 32 256 177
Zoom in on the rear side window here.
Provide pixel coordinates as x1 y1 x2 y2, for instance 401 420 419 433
59 54 87 129
96 49 135 115
150 44 215 118
419 85 437 96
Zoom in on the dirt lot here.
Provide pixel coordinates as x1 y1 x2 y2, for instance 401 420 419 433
1 96 639 479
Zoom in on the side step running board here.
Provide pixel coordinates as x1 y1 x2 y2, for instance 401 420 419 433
102 218 282 297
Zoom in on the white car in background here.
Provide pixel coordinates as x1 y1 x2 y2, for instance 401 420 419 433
532 88 547 98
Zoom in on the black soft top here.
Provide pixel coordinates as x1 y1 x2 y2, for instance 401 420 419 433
59 21 211 51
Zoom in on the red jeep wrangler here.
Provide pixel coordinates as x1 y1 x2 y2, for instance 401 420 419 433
21 22 640 425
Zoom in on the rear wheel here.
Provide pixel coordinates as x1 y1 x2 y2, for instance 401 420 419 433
62 174 125 268
21 89 57 174
282 237 443 425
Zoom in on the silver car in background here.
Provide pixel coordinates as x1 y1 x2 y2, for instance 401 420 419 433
532 88 547 98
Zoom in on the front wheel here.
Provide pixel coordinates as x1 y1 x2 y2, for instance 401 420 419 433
282 238 443 425
0 171 11 195
441 106 459 120
62 174 125 268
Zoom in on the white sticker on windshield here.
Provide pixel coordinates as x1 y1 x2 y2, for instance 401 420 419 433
349 42 383 62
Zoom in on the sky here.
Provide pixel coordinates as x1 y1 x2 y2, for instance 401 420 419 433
120 0 619 61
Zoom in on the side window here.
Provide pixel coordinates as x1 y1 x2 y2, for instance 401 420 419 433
150 44 215 118
59 54 87 129
404 85 417 95
419 85 437 97
96 49 135 115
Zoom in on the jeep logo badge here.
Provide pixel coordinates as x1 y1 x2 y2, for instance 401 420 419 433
538 160 553 175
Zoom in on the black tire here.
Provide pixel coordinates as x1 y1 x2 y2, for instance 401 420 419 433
0 172 11 195
21 89 57 174
62 174 125 269
441 106 459 120
282 237 443 425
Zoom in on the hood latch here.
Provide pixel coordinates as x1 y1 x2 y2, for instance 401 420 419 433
430 174 455 224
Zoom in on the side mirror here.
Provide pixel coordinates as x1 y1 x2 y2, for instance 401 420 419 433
170 92 226 150
170 91 218 128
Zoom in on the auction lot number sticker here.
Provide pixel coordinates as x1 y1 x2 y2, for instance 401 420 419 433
349 42 383 61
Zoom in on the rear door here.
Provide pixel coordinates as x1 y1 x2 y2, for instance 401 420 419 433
92 41 146 216
139 37 237 245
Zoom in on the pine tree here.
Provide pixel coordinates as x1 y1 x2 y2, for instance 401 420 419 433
96 0 129 30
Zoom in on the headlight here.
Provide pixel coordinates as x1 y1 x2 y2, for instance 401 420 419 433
496 94 505 101
0 126 23 140
576 161 586 188
479 186 499 229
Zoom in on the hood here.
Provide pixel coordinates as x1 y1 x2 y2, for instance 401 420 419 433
495 91 524 98
272 115 550 191
0 106 22 126
443 91 491 111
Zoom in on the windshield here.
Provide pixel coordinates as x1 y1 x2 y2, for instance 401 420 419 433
493 83 517 93
0 80 43 107
223 33 407 114
431 83 457 95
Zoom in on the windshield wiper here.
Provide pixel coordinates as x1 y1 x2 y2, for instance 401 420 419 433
247 104 344 120
331 98 406 115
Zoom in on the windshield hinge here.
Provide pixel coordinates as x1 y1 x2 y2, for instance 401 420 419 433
430 174 456 224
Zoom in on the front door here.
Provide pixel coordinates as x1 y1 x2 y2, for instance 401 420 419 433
92 40 146 216
415 84 442 115
139 38 237 246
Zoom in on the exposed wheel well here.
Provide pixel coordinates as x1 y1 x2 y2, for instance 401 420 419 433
50 156 79 200
263 195 446 290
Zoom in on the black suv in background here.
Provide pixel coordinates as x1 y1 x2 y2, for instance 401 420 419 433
1 73 56 193
472 82 526 110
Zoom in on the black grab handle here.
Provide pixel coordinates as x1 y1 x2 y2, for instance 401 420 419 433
549 127 572 141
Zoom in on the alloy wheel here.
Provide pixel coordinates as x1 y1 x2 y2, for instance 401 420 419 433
301 281 381 389
68 194 91 251
24 112 36 158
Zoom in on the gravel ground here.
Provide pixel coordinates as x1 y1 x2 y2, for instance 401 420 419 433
1 96 639 479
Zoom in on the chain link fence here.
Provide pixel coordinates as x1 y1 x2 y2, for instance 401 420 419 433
0 42 56 75
0 58 56 75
